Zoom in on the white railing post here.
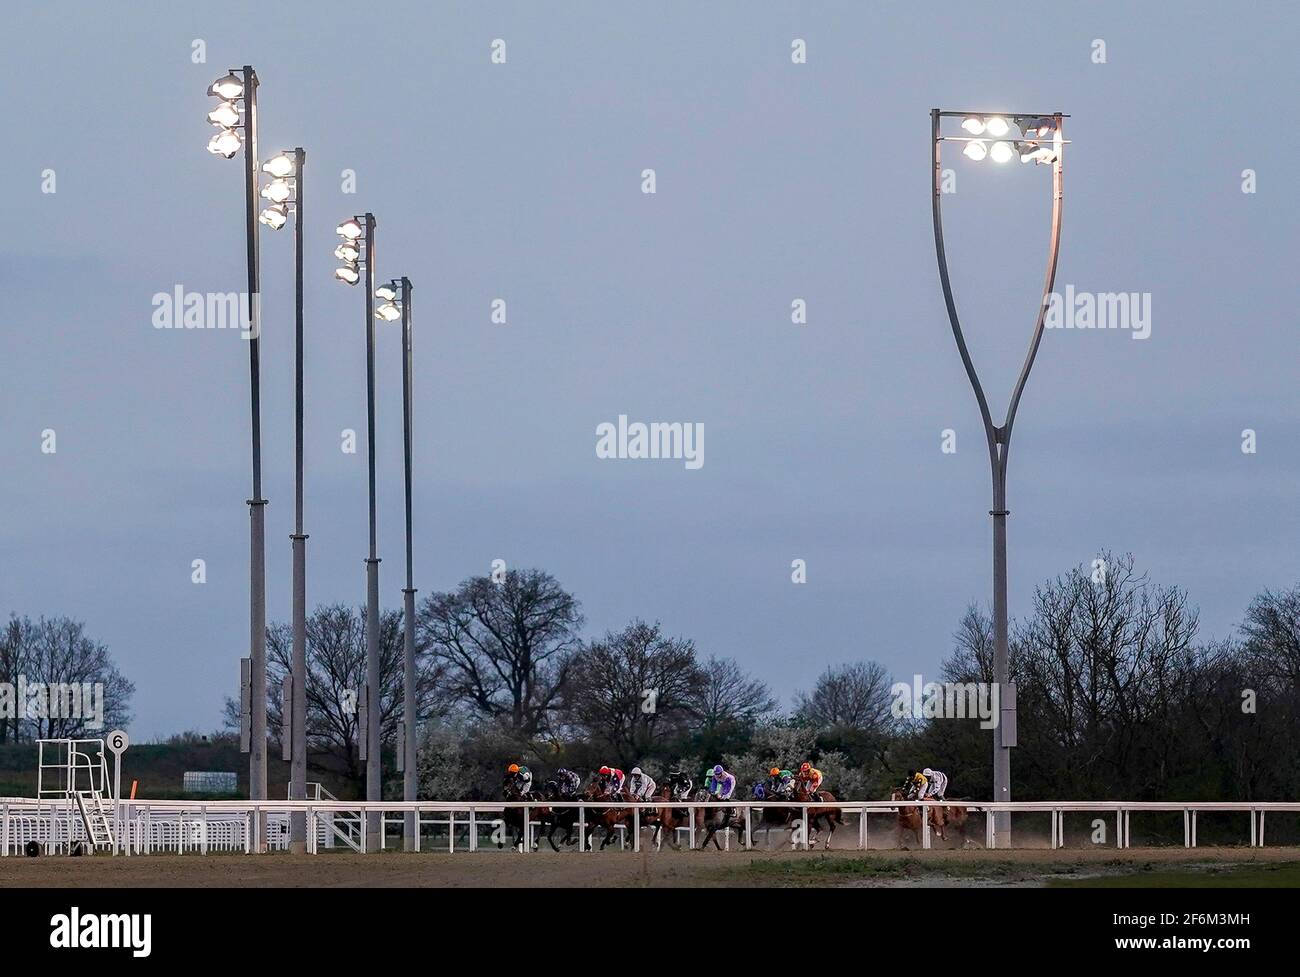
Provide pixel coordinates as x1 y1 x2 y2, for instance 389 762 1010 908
578 804 586 852
469 807 478 853
921 803 930 850
687 807 694 850
633 804 641 853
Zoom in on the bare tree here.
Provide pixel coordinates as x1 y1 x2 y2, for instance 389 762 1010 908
0 615 37 743
14 616 134 739
418 569 582 738
1240 587 1300 691
1013 552 1200 798
942 604 996 684
691 655 777 730
564 620 702 761
794 661 892 732
224 604 412 791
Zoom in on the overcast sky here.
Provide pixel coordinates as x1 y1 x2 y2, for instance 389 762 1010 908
2 2 1298 738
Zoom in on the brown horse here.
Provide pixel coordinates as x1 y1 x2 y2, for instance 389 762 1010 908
650 786 692 851
933 800 970 845
582 781 635 850
890 787 964 848
794 786 844 850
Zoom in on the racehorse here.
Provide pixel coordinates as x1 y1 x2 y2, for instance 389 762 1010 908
889 786 947 849
697 791 750 851
582 780 635 850
747 783 798 849
539 779 583 851
650 785 692 851
499 785 551 852
794 785 844 850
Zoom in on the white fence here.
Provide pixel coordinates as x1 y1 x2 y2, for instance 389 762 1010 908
3 798 1298 856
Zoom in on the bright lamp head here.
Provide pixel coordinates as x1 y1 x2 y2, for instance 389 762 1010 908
207 101 240 128
375 284 398 301
962 139 988 162
207 129 242 158
208 72 244 100
259 205 288 230
336 218 363 240
262 153 296 178
984 116 1010 137
989 141 1014 163
375 302 402 322
261 179 293 204
335 264 360 285
334 242 360 262
960 117 985 135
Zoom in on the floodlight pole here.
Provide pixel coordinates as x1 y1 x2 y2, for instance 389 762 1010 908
289 146 308 853
930 109 1064 848
397 277 418 852
239 65 269 843
361 213 383 852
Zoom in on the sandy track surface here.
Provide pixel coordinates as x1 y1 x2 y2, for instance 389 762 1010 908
3 846 1298 888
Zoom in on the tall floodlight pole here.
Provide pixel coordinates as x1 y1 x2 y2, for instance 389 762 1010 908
206 67 268 838
259 148 307 851
376 278 417 850
335 214 381 850
930 109 1066 848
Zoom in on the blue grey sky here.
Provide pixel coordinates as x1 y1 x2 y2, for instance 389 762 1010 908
2 2 1297 738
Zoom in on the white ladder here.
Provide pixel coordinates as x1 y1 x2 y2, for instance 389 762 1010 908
74 788 116 850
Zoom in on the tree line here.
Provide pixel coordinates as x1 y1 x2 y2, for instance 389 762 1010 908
233 555 1300 805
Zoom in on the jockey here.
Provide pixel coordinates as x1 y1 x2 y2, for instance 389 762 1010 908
598 765 626 797
769 767 796 798
504 762 532 797
907 769 927 800
796 761 824 798
920 767 948 800
666 769 693 801
553 767 582 799
706 764 736 801
627 766 657 802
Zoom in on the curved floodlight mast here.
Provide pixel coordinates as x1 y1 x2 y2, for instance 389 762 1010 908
930 108 1065 848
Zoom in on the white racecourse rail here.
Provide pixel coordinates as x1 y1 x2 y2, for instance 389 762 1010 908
2 798 1297 856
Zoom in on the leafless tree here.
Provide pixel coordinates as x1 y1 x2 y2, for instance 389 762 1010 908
691 655 777 730
0 615 37 743
564 620 702 761
9 616 134 739
224 604 414 789
417 569 582 738
794 661 893 732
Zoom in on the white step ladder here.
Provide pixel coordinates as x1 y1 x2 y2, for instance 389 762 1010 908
73 788 116 850
36 738 118 854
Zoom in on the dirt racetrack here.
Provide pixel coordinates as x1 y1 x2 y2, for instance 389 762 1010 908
4 846 1299 888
